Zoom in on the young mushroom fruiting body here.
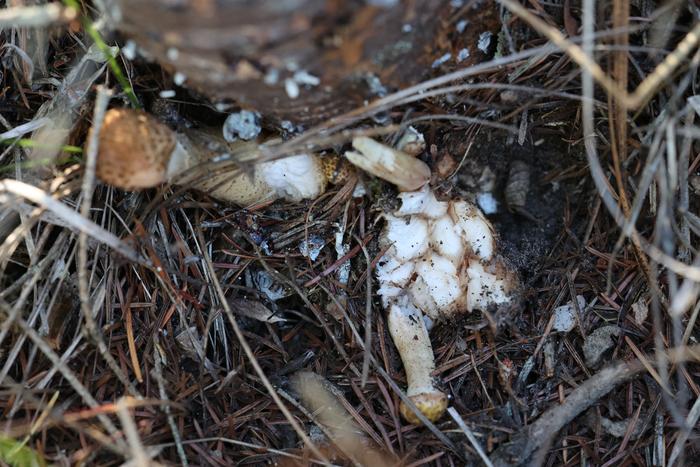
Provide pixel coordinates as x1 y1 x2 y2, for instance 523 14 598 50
345 136 430 192
348 136 518 424
91 108 337 205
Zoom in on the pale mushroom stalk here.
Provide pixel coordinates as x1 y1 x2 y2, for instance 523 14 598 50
388 301 447 424
91 108 341 205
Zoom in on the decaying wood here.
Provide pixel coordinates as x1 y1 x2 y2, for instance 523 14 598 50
114 0 500 125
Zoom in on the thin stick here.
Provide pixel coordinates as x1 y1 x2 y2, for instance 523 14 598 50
0 3 76 27
0 179 147 264
115 397 152 467
152 341 189 467
353 233 373 388
447 407 494 467
490 345 700 466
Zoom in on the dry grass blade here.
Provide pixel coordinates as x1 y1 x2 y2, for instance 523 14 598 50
498 0 700 109
115 397 153 467
0 4 76 28
447 407 494 467
0 179 147 264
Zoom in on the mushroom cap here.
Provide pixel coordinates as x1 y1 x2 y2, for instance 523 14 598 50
400 392 448 424
261 153 327 201
93 108 176 190
346 137 430 192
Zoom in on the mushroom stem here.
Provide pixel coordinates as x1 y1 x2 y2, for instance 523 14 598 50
93 108 331 205
388 301 447 424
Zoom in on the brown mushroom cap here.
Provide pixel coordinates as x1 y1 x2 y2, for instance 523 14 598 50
93 108 177 190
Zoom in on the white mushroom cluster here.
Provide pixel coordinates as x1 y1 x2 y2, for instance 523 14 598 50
377 185 514 317
348 133 518 424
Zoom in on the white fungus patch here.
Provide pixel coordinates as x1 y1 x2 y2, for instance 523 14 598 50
377 186 517 320
260 153 326 201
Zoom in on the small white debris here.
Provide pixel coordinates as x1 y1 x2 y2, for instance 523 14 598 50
476 192 498 214
367 0 398 6
457 48 470 62
158 89 176 98
166 47 179 61
552 295 586 333
122 40 137 60
299 235 326 261
478 31 492 53
334 227 351 285
223 110 261 142
173 72 186 86
632 299 648 326
583 325 621 367
450 0 464 7
456 20 468 33
402 24 413 33
215 102 232 112
253 270 291 302
264 68 279 85
365 74 388 97
352 180 367 198
396 126 426 156
431 53 452 68
280 120 295 132
285 78 300 99
293 70 320 87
